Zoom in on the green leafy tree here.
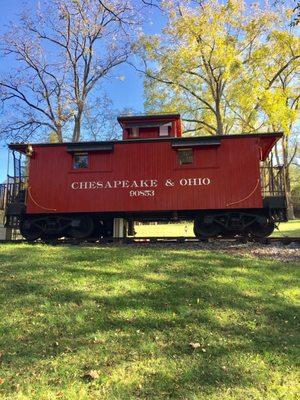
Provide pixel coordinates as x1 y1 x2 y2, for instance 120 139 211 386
257 29 300 218
138 0 299 137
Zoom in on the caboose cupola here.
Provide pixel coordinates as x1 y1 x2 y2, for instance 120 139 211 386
117 113 182 140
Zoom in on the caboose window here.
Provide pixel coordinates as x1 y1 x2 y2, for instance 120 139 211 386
178 148 193 165
159 124 170 136
128 127 139 137
73 153 88 169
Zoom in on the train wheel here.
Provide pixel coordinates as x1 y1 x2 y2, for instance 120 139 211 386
194 216 221 239
68 216 94 239
40 233 60 242
248 219 275 238
90 220 104 239
102 219 114 238
20 218 42 242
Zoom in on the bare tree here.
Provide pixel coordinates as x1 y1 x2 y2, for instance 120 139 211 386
0 0 134 143
0 28 69 142
82 95 121 141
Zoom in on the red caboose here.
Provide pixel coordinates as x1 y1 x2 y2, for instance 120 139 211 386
3 113 287 240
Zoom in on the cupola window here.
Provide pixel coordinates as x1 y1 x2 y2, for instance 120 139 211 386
128 127 139 137
159 124 171 137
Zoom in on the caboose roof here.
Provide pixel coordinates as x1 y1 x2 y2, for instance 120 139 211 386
117 113 181 127
9 131 283 161
117 113 180 120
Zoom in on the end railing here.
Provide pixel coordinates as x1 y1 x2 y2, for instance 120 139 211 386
260 165 285 197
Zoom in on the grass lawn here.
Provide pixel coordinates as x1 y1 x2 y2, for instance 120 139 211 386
0 244 299 400
272 219 300 237
135 219 300 237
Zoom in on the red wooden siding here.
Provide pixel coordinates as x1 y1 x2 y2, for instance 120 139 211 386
25 135 270 215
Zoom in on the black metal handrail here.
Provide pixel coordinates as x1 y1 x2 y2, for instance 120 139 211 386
260 165 285 197
0 184 6 211
1 180 27 209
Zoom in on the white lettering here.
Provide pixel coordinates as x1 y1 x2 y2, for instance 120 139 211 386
180 178 211 186
80 182 89 189
180 178 188 186
140 180 149 187
70 177 211 190
89 182 97 189
130 190 155 197
71 182 79 189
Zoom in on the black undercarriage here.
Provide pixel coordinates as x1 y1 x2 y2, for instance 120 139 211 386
11 205 286 242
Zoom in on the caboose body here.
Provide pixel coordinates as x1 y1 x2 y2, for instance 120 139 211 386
2 114 287 240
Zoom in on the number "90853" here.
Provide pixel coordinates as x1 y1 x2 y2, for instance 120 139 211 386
129 190 155 197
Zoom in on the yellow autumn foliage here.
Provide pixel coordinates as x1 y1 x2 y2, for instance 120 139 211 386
139 0 299 136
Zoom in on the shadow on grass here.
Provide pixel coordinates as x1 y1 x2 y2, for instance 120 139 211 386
0 243 299 398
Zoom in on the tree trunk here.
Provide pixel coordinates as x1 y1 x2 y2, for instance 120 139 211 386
216 111 224 135
282 136 295 219
215 95 224 135
72 110 83 142
57 125 63 143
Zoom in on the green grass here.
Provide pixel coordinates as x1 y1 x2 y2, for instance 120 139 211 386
135 222 194 237
0 244 299 400
272 219 300 237
135 219 300 237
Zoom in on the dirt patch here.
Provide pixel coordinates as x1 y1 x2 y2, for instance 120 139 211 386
137 240 300 263
220 241 300 263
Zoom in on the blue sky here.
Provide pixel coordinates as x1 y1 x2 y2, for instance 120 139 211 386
0 0 165 181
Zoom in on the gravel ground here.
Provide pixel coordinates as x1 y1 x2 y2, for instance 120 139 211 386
219 241 300 262
134 240 300 263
